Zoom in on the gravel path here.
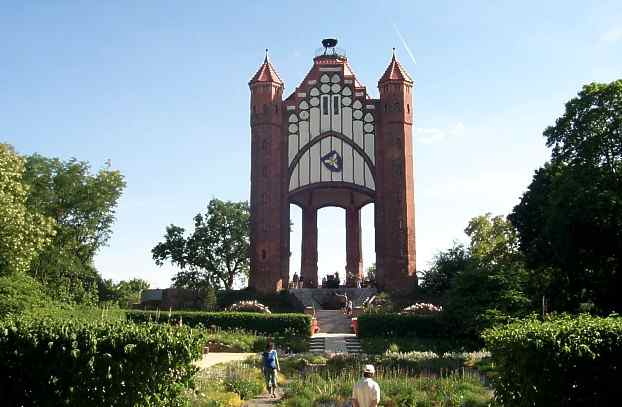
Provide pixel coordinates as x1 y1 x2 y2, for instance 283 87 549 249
193 352 255 370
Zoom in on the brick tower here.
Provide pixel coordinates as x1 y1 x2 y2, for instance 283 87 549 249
375 52 417 291
248 52 290 293
248 41 417 293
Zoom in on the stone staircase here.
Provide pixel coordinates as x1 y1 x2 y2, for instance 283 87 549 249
309 336 325 353
315 310 352 333
309 334 362 354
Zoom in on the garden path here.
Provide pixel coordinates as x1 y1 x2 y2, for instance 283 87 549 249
193 352 254 370
242 391 282 406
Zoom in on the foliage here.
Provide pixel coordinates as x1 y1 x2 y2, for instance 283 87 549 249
358 313 447 338
0 273 48 317
152 199 250 290
0 144 55 277
23 154 125 304
280 355 492 407
400 302 443 314
0 316 202 407
217 289 299 313
127 310 312 337
228 300 271 313
510 80 622 313
360 336 482 355
443 214 531 338
195 326 307 353
189 360 263 405
98 278 150 308
420 243 469 302
483 314 622 406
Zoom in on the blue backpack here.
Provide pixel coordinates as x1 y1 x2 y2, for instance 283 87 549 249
263 350 276 369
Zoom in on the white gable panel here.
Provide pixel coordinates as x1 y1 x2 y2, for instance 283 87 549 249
342 107 352 139
310 142 321 184
331 137 343 182
320 137 332 182
353 149 365 186
364 133 375 164
299 151 309 186
353 120 364 149
289 164 299 191
288 133 298 165
364 163 375 191
299 120 309 153
342 142 353 183
310 107 320 141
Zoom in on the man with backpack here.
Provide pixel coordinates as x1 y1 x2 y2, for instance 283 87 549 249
262 341 280 398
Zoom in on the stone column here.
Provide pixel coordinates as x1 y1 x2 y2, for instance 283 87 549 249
345 206 363 287
300 206 318 288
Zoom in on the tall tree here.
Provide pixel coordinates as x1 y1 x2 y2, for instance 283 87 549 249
152 199 250 290
0 144 55 276
23 155 125 303
510 80 622 313
443 214 530 337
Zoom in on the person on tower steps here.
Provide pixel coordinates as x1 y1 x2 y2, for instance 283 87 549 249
292 273 299 289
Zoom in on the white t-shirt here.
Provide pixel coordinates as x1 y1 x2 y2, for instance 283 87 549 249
352 377 380 407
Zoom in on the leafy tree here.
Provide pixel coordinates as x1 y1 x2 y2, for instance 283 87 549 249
420 243 469 303
443 214 531 337
152 199 250 290
22 154 125 303
510 80 622 313
0 144 55 276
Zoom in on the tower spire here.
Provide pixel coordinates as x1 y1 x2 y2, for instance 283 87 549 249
379 50 413 84
249 50 283 86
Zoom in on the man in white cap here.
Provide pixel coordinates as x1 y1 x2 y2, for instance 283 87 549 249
352 364 380 407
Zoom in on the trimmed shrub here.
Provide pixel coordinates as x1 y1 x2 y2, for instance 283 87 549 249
357 313 447 338
127 310 312 337
483 314 622 406
0 316 202 406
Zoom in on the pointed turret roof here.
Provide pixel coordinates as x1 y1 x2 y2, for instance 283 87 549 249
249 51 283 86
379 52 413 84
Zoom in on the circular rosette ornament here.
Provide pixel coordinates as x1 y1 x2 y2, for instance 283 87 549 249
320 150 343 172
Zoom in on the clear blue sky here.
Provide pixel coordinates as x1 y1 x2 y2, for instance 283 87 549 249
3 1 621 288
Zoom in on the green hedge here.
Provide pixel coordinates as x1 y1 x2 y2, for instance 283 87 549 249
357 313 447 338
127 310 312 337
483 314 622 406
0 316 202 407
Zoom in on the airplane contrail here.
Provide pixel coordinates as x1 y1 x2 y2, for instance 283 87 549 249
393 24 417 65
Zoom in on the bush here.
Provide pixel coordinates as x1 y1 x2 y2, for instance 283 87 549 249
0 273 48 317
0 316 202 406
217 289 299 313
127 310 312 337
483 314 622 406
228 300 271 313
357 313 447 338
